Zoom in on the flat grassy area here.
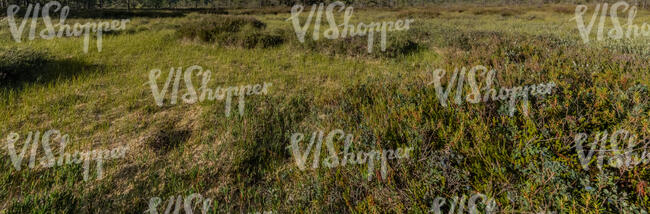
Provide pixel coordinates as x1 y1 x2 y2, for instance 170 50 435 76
1 4 650 213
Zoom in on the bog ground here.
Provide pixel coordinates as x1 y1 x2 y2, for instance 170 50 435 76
1 4 650 213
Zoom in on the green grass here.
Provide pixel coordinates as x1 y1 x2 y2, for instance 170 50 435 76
1 4 650 213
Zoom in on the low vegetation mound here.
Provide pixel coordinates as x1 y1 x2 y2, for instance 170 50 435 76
396 8 441 18
177 15 285 48
0 8 226 18
550 5 575 14
470 7 523 17
293 30 421 58
177 14 421 57
231 7 290 15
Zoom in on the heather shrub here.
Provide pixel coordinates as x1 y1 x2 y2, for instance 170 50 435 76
235 26 286 48
177 15 265 41
296 30 420 58
471 7 523 17
232 7 290 15
550 5 575 14
396 8 441 18
177 15 285 48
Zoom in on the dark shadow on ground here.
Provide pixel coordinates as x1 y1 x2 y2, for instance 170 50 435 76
1 55 106 91
1 8 227 19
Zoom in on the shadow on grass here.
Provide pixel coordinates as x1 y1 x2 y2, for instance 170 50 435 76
145 121 191 154
1 56 106 91
68 8 227 19
1 8 227 19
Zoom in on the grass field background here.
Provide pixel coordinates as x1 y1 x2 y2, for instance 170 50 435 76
1 4 650 213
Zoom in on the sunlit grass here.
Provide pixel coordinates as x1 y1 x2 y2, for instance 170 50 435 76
1 4 649 213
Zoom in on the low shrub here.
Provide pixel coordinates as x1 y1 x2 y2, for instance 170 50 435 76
231 26 286 48
381 35 420 58
177 15 285 48
296 30 421 58
551 5 575 14
396 8 441 19
232 7 290 15
471 7 523 17
177 15 265 41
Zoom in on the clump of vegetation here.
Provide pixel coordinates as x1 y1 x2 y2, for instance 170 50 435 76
0 47 50 86
295 30 420 58
471 7 523 17
178 14 420 56
231 7 290 15
229 96 313 184
550 5 575 14
177 15 285 48
177 15 265 41
396 8 441 18
230 27 286 48
379 34 420 58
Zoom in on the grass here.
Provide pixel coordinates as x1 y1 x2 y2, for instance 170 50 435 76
1 4 650 213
